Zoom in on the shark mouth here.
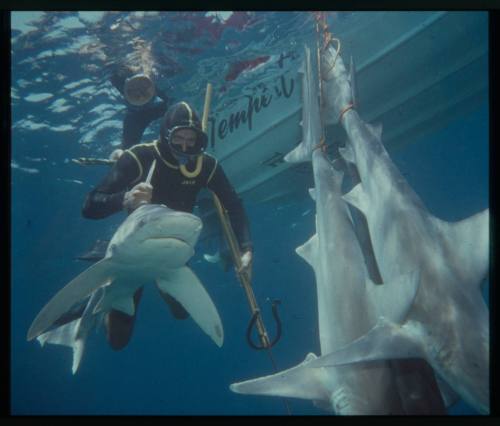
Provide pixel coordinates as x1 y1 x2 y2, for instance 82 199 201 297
144 236 190 245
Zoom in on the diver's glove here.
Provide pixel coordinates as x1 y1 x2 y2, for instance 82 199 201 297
109 149 124 162
237 250 253 281
123 182 153 212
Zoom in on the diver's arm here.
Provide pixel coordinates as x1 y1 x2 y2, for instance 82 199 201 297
122 101 169 149
207 165 253 253
82 152 140 219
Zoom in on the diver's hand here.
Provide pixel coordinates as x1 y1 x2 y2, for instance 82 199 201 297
109 149 124 162
237 250 253 278
123 182 153 211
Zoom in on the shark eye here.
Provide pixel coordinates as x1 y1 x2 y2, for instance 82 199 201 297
137 219 146 228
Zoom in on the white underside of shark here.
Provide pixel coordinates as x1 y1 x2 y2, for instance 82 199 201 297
28 204 224 373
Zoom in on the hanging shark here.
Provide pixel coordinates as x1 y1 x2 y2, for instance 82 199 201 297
27 204 224 355
307 42 490 414
230 46 433 414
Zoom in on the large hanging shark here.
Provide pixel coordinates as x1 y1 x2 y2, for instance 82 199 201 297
307 43 490 414
28 203 224 366
230 46 437 414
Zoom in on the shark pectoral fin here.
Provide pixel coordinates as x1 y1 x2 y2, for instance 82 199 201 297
284 142 308 164
36 318 85 374
366 270 420 323
296 233 318 269
338 144 355 165
435 209 489 287
27 259 115 341
342 183 369 215
309 319 424 369
230 352 329 402
156 267 224 347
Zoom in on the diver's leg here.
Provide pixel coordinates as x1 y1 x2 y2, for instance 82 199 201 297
156 287 190 320
105 287 144 350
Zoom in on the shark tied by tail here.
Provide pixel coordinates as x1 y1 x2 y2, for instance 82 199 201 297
230 44 442 415
309 39 490 414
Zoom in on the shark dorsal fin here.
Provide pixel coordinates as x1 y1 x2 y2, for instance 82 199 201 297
309 188 316 201
342 183 369 215
296 233 319 269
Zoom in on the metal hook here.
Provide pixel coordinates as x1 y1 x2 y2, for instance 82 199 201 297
246 299 282 350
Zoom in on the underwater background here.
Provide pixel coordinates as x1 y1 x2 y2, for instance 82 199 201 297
10 11 488 415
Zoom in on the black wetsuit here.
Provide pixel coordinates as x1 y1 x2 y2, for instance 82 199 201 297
82 139 252 252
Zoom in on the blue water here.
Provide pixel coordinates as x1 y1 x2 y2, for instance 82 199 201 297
10 12 489 415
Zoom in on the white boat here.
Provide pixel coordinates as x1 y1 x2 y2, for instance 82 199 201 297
200 11 488 208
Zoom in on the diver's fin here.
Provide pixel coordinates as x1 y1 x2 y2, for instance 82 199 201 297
156 266 223 347
27 258 114 341
203 250 221 264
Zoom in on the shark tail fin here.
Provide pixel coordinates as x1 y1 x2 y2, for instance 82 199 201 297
156 266 224 347
230 352 329 402
36 318 86 374
28 258 114 341
434 209 489 288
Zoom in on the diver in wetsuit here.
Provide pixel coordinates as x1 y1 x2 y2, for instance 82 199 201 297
109 65 172 156
82 101 253 350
